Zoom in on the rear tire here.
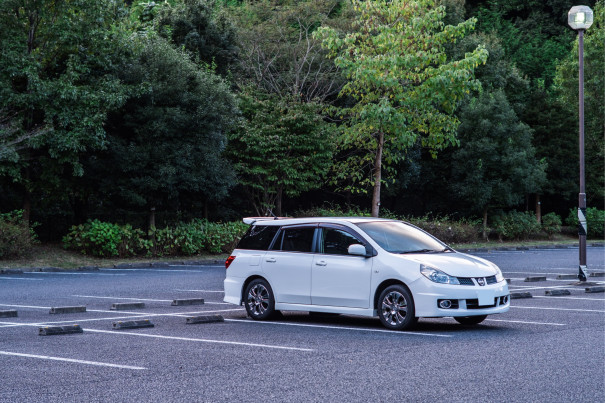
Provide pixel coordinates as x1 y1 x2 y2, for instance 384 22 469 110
244 279 276 320
377 285 416 330
454 315 487 325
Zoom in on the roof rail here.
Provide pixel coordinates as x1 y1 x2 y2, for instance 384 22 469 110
242 217 290 225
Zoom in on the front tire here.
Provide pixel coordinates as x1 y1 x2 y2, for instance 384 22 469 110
377 285 416 330
454 315 487 325
244 279 276 320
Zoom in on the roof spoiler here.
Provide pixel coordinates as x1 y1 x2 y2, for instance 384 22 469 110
242 217 290 225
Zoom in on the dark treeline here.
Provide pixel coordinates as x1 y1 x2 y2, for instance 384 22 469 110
0 0 603 240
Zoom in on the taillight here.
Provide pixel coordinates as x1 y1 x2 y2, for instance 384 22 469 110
225 255 236 269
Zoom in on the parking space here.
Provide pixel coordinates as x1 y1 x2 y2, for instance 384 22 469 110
1 248 604 401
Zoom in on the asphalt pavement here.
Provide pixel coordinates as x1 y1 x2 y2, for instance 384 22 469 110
0 247 603 402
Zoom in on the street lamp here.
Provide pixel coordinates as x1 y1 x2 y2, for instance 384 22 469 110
568 5 593 282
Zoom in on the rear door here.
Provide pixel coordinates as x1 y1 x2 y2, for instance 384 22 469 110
311 225 373 308
261 225 317 305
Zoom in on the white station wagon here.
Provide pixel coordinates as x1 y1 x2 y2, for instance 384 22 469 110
224 217 509 330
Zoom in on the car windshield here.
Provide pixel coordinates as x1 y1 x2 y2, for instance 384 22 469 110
355 221 448 254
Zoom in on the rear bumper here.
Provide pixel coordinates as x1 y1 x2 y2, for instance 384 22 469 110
224 277 244 305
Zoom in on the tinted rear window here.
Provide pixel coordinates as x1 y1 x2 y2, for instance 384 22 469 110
237 225 279 250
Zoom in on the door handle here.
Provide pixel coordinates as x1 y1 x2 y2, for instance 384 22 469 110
265 258 276 263
315 261 327 266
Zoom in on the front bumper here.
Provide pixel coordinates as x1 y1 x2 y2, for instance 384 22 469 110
412 278 510 317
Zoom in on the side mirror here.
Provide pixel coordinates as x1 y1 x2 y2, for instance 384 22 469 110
348 244 368 257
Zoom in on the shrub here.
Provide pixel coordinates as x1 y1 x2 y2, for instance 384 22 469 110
295 204 371 218
62 220 146 257
565 207 605 239
407 215 481 244
541 212 562 239
0 210 37 258
492 211 541 240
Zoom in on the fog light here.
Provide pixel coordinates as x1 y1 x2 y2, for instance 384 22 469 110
439 300 452 309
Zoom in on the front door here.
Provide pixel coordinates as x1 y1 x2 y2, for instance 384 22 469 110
311 226 372 308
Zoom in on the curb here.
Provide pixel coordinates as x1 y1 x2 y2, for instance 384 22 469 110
458 243 604 254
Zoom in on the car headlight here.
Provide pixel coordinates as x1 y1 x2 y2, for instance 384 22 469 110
420 264 460 285
495 267 505 283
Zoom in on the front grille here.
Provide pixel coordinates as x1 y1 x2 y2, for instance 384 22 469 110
457 277 474 285
457 276 498 286
466 298 497 309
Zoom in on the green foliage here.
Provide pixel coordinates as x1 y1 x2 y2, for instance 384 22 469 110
232 0 346 102
0 210 38 258
227 89 335 215
90 35 238 212
0 0 133 175
155 0 239 76
450 90 546 215
63 219 248 257
565 207 605 239
541 212 562 239
295 204 371 218
315 0 488 216
408 215 481 244
62 220 147 257
492 211 541 240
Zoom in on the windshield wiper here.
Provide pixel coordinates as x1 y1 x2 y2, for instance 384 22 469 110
400 249 436 254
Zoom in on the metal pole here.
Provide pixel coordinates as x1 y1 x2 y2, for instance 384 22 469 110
578 30 588 282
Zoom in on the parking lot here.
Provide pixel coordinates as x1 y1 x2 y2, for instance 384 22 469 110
1 247 604 402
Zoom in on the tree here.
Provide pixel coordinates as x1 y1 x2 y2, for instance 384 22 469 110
316 0 488 217
0 0 132 221
232 0 347 102
450 90 546 238
554 0 604 208
155 0 239 76
226 89 335 216
88 36 238 220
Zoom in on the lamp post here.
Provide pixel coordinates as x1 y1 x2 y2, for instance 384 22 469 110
568 5 593 282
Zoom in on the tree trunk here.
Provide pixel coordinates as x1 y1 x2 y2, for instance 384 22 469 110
482 207 488 241
148 207 156 231
22 166 31 225
371 131 384 218
276 187 283 217
535 194 541 223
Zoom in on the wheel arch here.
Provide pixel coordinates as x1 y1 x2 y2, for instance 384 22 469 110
241 275 270 303
373 279 413 311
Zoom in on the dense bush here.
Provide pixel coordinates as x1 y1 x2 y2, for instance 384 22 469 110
296 205 480 244
0 210 38 258
62 220 147 257
565 207 605 239
63 219 248 257
405 215 480 244
541 212 562 239
492 211 541 240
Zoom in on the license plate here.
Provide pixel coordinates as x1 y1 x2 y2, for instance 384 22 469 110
477 290 494 306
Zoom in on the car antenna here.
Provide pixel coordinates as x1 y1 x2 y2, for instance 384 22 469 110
266 208 279 220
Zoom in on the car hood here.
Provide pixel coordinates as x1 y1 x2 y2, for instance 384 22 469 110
402 252 497 277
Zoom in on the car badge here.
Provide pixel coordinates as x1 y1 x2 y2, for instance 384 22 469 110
476 277 486 286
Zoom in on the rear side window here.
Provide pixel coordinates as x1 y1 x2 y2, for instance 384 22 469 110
237 225 279 250
272 227 315 253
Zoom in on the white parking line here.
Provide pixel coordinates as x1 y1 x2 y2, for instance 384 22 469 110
224 318 452 338
71 295 230 305
0 277 44 281
503 271 582 275
0 351 146 370
484 319 566 326
174 290 224 293
102 268 203 273
532 296 605 301
83 328 315 352
509 285 585 291
511 306 605 313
